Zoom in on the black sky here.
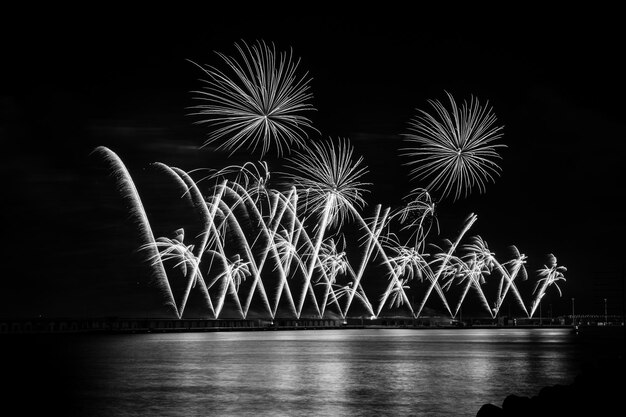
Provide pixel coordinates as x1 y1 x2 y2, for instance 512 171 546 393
1 8 624 318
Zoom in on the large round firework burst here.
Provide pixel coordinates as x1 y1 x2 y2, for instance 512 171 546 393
189 40 317 157
283 137 370 229
401 91 506 201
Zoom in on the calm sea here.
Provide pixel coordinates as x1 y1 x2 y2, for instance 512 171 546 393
3 328 622 416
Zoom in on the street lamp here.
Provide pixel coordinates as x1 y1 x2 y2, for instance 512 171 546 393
604 298 607 325
571 298 575 327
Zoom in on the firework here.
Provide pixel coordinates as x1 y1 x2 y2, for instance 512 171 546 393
92 146 179 318
189 40 316 157
402 92 505 201
530 254 567 317
283 137 370 230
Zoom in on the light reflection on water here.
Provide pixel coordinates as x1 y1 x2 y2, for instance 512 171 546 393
65 328 603 416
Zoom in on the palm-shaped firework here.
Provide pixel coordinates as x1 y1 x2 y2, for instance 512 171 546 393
384 279 412 309
495 246 529 317
142 229 198 277
382 233 430 283
389 188 438 249
402 92 505 201
530 254 567 317
439 252 468 292
315 236 350 316
273 227 305 277
189 40 317 158
140 228 204 317
206 251 252 293
463 236 496 272
318 236 348 284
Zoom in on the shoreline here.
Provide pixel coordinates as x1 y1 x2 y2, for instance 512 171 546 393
1 316 623 336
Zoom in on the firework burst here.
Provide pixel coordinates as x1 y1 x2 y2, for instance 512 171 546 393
534 254 567 296
189 40 316 157
402 91 505 201
283 137 370 230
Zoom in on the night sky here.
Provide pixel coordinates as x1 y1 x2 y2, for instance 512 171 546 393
2 8 624 318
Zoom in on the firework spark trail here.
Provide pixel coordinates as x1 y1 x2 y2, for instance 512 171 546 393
345 206 417 318
221 182 300 318
491 250 530 317
243 188 297 317
208 167 327 318
317 236 348 317
379 236 450 315
295 194 335 318
188 40 316 158
151 163 219 317
213 191 277 318
203 249 248 317
402 92 505 201
344 205 386 317
468 259 496 318
329 281 373 316
92 147 179 317
270 190 345 317
195 191 251 318
414 214 477 318
456 236 497 318
355 205 415 317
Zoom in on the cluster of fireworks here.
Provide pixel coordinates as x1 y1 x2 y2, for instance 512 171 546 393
94 40 566 320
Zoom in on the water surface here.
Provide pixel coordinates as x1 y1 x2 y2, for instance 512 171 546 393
4 328 621 416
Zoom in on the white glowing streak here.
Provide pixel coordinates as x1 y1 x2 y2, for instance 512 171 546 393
414 214 477 318
188 40 316 157
454 257 495 319
240 188 296 317
141 232 215 317
317 236 348 316
92 147 179 318
212 194 274 318
204 250 247 317
192 163 301 318
492 252 529 318
456 236 496 318
345 206 417 318
329 283 372 315
296 194 335 318
152 163 220 317
270 191 345 318
343 206 386 316
341 263 376 317
385 279 412 309
221 182 299 318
